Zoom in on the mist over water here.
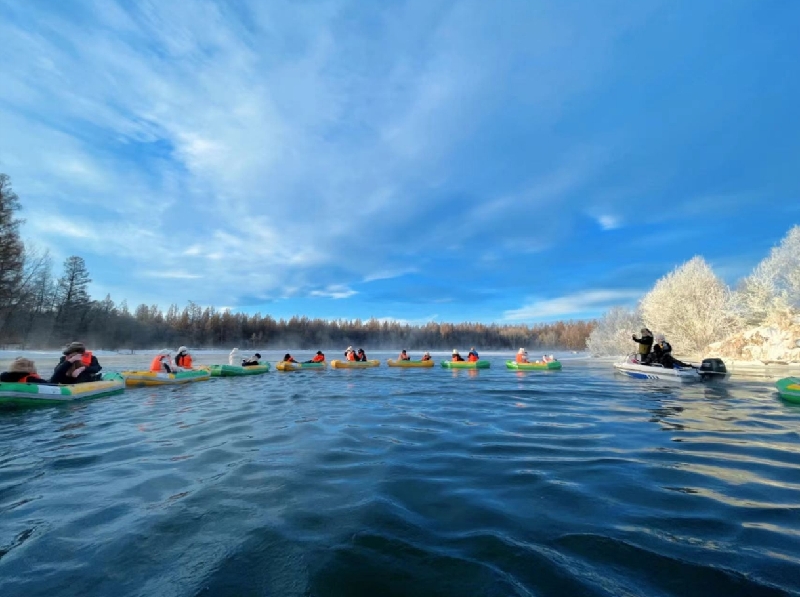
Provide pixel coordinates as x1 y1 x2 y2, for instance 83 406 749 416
1 353 799 596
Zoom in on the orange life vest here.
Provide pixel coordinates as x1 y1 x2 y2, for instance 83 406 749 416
150 356 166 372
468 354 479 362
19 374 37 383
422 355 431 361
515 354 527 363
312 354 324 363
346 352 356 361
81 351 93 366
176 354 192 368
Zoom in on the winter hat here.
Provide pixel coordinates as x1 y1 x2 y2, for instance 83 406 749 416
9 357 36 374
347 346 353 352
452 349 459 354
158 348 171 356
424 351 430 357
63 342 86 355
655 334 665 343
316 351 323 355
254 353 262 359
518 348 526 354
177 346 188 355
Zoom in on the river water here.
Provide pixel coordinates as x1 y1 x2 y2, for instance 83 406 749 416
1 351 799 596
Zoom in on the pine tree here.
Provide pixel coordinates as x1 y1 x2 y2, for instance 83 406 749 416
0 174 25 331
53 256 93 342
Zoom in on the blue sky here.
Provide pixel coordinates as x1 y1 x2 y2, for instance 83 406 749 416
1 0 798 324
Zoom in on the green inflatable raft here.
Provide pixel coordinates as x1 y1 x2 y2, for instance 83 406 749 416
505 360 562 371
441 360 490 369
0 374 125 408
209 363 270 377
776 377 800 404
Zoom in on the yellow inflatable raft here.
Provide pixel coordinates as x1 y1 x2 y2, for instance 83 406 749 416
121 369 210 387
386 359 434 368
330 360 380 369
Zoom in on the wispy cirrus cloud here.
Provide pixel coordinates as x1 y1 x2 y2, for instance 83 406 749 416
309 285 357 300
503 290 643 322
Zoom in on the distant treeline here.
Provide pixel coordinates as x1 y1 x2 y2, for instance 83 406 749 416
0 172 594 351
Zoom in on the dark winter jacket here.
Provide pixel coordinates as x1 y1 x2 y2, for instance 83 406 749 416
632 333 654 356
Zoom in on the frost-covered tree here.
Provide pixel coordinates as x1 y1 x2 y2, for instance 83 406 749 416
586 306 642 357
735 225 800 324
640 256 737 354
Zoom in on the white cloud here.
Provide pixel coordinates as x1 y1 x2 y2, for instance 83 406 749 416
309 285 357 300
597 215 621 230
363 268 418 283
139 270 204 280
503 289 642 321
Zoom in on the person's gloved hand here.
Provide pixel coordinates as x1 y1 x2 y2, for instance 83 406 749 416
72 366 86 377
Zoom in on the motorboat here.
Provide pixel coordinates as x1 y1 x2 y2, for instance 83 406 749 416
614 354 727 383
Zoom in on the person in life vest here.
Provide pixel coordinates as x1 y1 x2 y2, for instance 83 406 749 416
467 347 479 362
356 348 368 361
451 349 465 362
421 351 432 362
175 346 193 369
632 328 654 364
345 346 357 361
53 342 103 383
282 353 298 363
515 348 529 364
0 357 49 384
397 350 411 361
52 342 102 384
306 350 325 363
150 349 174 373
241 353 261 366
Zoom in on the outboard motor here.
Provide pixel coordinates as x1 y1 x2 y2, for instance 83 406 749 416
699 358 728 380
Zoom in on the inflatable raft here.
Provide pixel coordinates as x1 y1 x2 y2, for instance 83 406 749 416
209 363 270 377
330 359 380 369
441 360 490 369
506 360 562 371
276 361 326 371
776 377 800 404
121 369 210 387
0 374 125 407
387 359 434 368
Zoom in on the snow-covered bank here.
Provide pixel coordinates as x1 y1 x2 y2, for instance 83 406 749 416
706 318 800 366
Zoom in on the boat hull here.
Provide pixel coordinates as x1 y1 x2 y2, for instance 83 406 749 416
441 360 490 369
387 359 434 368
209 364 270 377
276 361 326 371
776 377 800 404
506 360 561 371
330 360 380 369
613 360 700 382
122 369 210 387
0 374 125 407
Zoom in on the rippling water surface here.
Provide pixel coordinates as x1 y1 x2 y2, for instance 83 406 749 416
1 351 799 596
